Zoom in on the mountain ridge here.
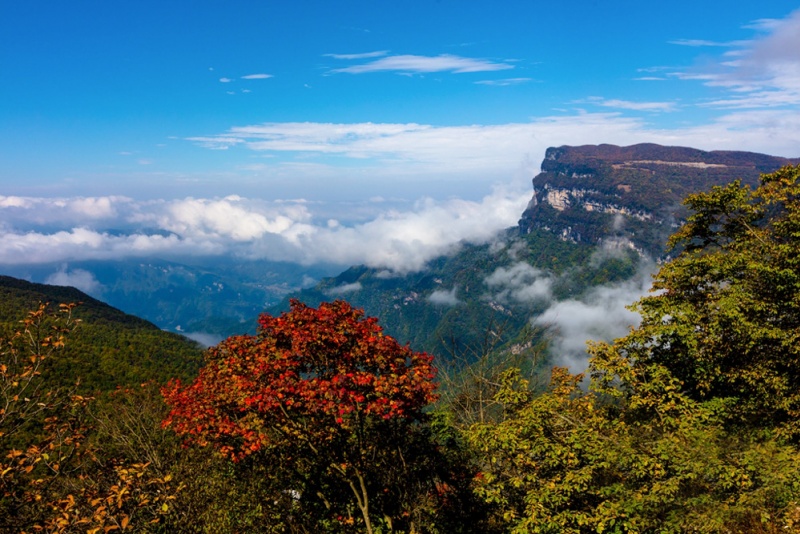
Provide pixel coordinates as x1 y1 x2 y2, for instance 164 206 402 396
519 143 800 255
0 275 204 391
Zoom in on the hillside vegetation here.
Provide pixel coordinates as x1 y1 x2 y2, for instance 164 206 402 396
0 276 203 391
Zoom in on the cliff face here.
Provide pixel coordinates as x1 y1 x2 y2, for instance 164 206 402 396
518 143 800 256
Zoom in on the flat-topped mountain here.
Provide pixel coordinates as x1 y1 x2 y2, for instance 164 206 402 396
518 143 800 255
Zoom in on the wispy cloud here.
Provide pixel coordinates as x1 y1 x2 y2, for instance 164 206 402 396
474 77 532 86
637 66 673 73
219 77 233 83
742 18 783 31
241 73 273 80
580 96 678 112
324 51 388 60
329 54 514 74
669 38 744 47
673 9 800 109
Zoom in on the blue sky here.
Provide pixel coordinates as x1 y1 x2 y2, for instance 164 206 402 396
1 1 800 272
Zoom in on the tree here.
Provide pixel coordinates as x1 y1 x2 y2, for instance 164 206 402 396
469 364 800 533
609 164 800 437
1 303 180 533
162 299 440 533
467 165 800 533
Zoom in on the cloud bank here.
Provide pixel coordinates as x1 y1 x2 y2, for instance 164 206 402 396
0 187 530 273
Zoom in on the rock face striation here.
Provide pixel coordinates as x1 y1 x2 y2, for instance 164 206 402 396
518 143 800 256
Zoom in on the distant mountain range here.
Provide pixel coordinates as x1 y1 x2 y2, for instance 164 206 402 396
270 226 642 366
0 259 340 343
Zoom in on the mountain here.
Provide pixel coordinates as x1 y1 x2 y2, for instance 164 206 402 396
278 143 799 368
1 259 341 342
272 227 641 367
518 143 800 255
0 275 204 392
5 143 796 369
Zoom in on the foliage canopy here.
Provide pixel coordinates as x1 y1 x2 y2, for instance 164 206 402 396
163 299 443 533
468 165 800 533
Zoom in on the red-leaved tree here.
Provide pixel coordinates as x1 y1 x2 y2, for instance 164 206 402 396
162 299 439 533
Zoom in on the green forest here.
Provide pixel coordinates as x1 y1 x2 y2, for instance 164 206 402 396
3 165 800 533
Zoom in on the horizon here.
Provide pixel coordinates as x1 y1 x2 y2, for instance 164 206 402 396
2 1 800 271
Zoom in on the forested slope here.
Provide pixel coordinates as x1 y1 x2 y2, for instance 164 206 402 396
0 275 203 391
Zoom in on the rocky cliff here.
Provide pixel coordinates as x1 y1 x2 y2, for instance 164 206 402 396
518 143 800 256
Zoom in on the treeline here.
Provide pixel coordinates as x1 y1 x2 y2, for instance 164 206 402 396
3 165 800 532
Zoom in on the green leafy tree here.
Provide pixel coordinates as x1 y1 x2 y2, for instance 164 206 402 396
613 164 800 437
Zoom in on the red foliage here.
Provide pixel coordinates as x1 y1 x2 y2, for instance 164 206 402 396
162 299 438 460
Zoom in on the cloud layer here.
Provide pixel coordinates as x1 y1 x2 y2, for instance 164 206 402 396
0 188 530 273
188 111 800 184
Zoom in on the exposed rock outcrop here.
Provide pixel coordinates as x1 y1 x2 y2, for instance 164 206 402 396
519 143 800 256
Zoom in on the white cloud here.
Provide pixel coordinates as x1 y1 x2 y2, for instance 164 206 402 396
45 267 104 297
675 9 800 109
533 271 654 372
241 73 272 79
132 197 307 242
485 262 552 304
0 196 34 209
581 96 678 112
329 54 514 74
327 282 362 295
268 185 531 271
219 77 233 83
474 78 532 86
0 195 129 225
669 39 743 47
324 51 388 60
0 228 198 264
428 287 459 306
